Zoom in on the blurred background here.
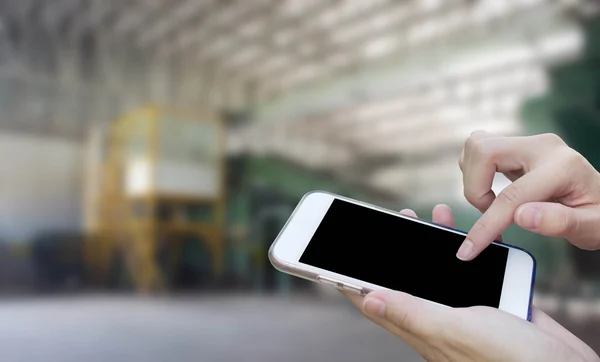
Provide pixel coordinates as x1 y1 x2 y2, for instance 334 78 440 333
0 0 599 361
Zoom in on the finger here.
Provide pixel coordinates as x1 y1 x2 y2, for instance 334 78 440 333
342 291 425 351
363 290 455 338
503 171 523 182
431 204 503 242
532 307 599 360
458 165 564 260
399 209 418 218
341 290 363 309
361 307 426 354
432 204 456 229
461 135 530 213
515 202 600 250
462 153 496 213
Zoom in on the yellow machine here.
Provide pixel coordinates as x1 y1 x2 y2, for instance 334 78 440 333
87 106 225 293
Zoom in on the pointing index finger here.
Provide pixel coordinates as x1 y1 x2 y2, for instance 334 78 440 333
457 164 564 260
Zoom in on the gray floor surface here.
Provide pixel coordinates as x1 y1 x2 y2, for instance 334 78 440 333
0 294 422 362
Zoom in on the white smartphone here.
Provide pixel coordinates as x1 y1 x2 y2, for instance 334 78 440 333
269 191 536 321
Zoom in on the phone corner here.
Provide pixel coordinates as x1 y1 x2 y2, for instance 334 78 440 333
506 243 537 268
301 190 334 200
267 242 282 270
522 247 538 268
267 241 291 273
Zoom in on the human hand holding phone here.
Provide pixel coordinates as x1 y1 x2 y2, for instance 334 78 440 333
342 205 599 362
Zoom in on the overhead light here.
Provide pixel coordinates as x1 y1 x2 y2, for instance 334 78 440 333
514 0 547 9
363 36 397 59
442 44 534 77
498 94 520 115
480 74 505 93
536 28 583 64
406 19 438 45
477 98 497 115
355 98 405 119
471 0 509 24
453 81 475 99
438 105 470 121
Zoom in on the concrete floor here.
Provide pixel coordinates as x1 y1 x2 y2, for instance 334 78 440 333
0 294 422 362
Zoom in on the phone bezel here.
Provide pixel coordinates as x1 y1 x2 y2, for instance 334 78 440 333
269 190 536 320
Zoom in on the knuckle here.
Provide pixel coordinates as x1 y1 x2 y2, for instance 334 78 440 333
470 219 488 235
497 186 522 207
467 138 494 161
562 210 580 236
470 129 488 137
463 139 496 176
463 189 490 212
464 135 480 152
538 133 565 146
562 148 588 168
463 188 479 205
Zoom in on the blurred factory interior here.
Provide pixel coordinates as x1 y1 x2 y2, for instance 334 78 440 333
1 0 600 361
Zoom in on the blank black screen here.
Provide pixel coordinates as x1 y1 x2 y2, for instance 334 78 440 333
300 199 508 308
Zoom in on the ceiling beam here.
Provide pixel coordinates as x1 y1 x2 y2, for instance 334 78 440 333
152 0 336 84
316 80 535 141
41 0 84 30
152 0 266 59
265 0 464 92
245 0 399 80
111 0 172 43
135 0 212 50
67 0 129 40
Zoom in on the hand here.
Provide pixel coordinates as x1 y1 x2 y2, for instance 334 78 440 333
457 132 600 261
343 205 599 362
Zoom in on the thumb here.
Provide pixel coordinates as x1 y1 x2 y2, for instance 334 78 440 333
363 290 449 336
515 202 600 247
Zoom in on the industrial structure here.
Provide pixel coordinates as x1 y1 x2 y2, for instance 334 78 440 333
0 0 599 292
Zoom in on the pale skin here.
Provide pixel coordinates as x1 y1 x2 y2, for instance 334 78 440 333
343 132 600 361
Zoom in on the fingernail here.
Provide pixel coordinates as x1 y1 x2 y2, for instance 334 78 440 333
364 297 386 318
517 206 540 230
456 239 474 260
